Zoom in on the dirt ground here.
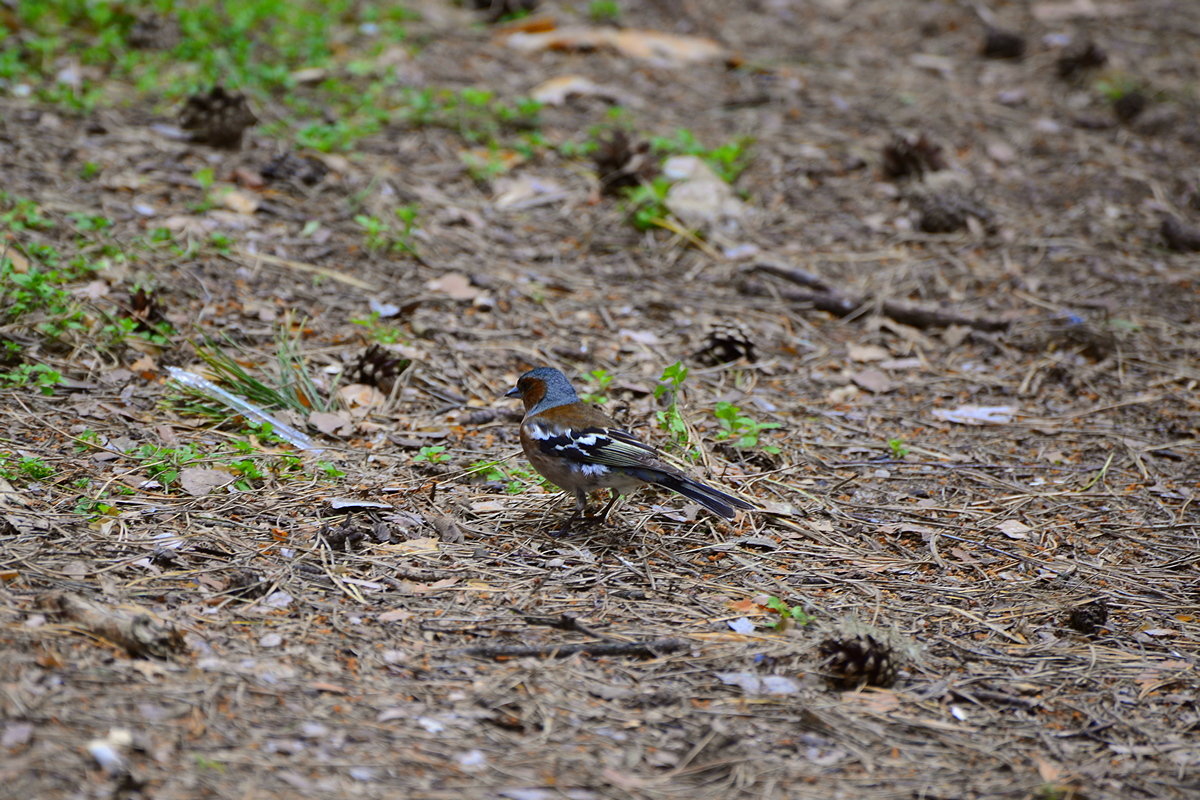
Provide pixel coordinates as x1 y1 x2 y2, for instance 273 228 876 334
2 1 1199 798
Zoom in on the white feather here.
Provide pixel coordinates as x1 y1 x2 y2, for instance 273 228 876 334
527 423 555 440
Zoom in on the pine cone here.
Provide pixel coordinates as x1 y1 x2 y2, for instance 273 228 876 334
1056 40 1107 79
349 344 411 395
695 322 757 366
1067 599 1108 636
262 152 329 187
819 634 898 689
593 131 657 195
179 86 257 149
881 134 946 181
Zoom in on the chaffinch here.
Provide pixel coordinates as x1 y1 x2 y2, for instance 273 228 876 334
505 366 754 532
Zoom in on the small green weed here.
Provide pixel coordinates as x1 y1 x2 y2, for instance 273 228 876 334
714 401 781 454
68 212 113 233
762 596 811 630
354 205 419 254
654 361 697 457
350 311 407 344
315 460 346 479
469 459 546 494
0 453 55 483
400 87 541 145
580 368 614 405
650 129 754 183
624 177 672 231
413 445 451 464
192 325 334 415
0 192 55 231
887 438 910 459
135 443 204 487
461 148 515 183
2 363 64 396
588 0 621 22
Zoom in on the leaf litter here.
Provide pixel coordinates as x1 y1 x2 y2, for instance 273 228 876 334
1 1 1199 799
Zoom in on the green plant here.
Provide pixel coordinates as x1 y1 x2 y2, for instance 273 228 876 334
580 368 614 404
400 87 541 146
469 459 547 494
207 232 233 254
350 311 407 344
650 129 754 183
393 205 419 254
0 192 55 231
355 214 389 250
762 596 811 630
295 118 381 152
461 148 514 183
192 324 334 415
68 212 113 233
73 496 118 517
2 364 64 396
588 0 621 22
315 460 346 479
0 453 55 483
354 206 419 254
714 401 781 454
413 445 450 464
887 438 910 459
1094 74 1140 102
624 177 672 231
135 443 205 488
654 361 696 457
0 253 93 338
74 429 103 452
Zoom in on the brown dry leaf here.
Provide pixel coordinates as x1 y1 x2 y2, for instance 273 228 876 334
221 189 260 214
378 608 413 623
848 344 890 362
381 537 439 555
1035 757 1063 783
426 272 480 301
493 175 568 210
505 26 729 66
129 354 157 378
337 383 387 410
995 520 1032 539
73 279 109 299
2 246 30 273
530 75 627 106
309 410 353 436
662 155 747 234
309 681 349 694
845 689 902 714
851 368 894 393
180 467 233 496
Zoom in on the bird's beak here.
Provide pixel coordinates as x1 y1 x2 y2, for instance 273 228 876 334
504 386 520 399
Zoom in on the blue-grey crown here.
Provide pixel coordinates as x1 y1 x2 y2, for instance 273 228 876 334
522 367 579 416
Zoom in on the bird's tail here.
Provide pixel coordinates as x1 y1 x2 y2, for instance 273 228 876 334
629 469 755 520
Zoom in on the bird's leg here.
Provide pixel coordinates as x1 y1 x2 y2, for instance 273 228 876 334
551 490 588 537
595 490 622 524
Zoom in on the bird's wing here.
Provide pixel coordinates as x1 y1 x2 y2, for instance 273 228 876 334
526 422 659 468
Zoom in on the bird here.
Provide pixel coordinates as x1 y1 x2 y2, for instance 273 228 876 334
505 366 754 533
